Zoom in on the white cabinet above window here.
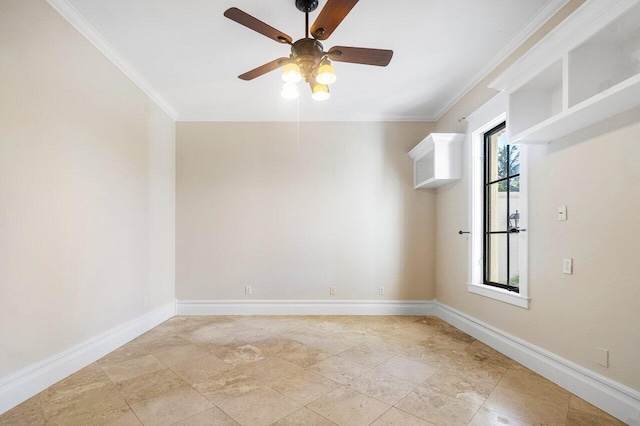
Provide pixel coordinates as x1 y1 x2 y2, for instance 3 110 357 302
490 0 640 144
408 133 465 189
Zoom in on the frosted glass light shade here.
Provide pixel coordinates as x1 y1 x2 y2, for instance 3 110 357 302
281 82 299 99
282 63 302 83
312 84 330 101
316 63 336 85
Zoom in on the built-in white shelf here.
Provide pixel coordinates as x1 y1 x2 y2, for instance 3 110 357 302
490 0 640 144
408 133 465 189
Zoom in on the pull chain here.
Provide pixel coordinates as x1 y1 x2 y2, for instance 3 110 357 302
296 95 300 152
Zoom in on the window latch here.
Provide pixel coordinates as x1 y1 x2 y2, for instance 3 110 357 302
509 228 526 233
458 230 471 235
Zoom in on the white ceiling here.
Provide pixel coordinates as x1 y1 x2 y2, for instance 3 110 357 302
61 0 561 121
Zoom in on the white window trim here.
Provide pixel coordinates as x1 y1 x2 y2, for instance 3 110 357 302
466 94 529 309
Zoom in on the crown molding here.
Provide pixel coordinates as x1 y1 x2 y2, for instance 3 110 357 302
177 111 436 122
45 0 178 120
432 0 570 121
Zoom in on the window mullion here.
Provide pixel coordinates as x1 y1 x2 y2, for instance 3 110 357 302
506 144 510 287
484 130 492 285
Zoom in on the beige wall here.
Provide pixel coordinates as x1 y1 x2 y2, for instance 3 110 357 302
0 0 175 377
433 0 640 389
176 121 435 301
435 108 640 390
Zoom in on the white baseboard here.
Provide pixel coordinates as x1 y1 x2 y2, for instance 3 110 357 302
434 302 640 424
0 302 175 416
176 299 435 316
3 299 637 424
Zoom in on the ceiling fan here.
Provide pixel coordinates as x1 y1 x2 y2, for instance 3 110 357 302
223 0 393 101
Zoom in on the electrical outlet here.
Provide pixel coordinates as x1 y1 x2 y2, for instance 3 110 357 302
379 287 385 295
558 205 567 221
563 258 573 274
595 347 609 368
329 286 336 296
245 286 252 295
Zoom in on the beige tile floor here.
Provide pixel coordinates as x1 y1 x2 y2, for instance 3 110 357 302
0 316 627 426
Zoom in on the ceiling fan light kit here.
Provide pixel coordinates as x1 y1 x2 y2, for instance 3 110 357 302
224 0 392 101
316 62 336 85
282 63 303 84
312 83 331 101
281 82 300 99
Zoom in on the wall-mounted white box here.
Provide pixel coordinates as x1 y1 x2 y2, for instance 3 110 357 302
408 133 465 189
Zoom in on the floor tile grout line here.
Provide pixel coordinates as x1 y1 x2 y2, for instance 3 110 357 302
464 396 484 426
123 399 145 425
366 404 394 425
386 400 435 424
266 405 332 426
180 391 240 426
190 379 244 426
470 357 511 422
563 392 572 426
115 350 214 419
344 367 422 407
270 369 340 407
81 358 143 424
154 339 253 425
99 366 142 424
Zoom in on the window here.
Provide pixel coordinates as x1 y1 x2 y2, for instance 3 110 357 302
467 97 529 308
483 122 522 292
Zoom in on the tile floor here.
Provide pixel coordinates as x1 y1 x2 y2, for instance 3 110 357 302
0 316 627 425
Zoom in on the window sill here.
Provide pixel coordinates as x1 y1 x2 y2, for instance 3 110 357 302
467 283 530 309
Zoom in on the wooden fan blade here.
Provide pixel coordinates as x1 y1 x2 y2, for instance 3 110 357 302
328 46 393 66
239 57 289 81
311 0 359 40
224 7 292 44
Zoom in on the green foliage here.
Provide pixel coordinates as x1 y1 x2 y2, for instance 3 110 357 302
510 273 520 286
498 145 520 192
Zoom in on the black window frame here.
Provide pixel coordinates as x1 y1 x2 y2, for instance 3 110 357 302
483 122 520 293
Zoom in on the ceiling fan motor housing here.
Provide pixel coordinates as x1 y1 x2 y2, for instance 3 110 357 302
291 38 324 81
295 0 319 13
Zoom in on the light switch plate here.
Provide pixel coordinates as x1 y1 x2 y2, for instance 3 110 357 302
558 205 567 221
563 258 573 274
